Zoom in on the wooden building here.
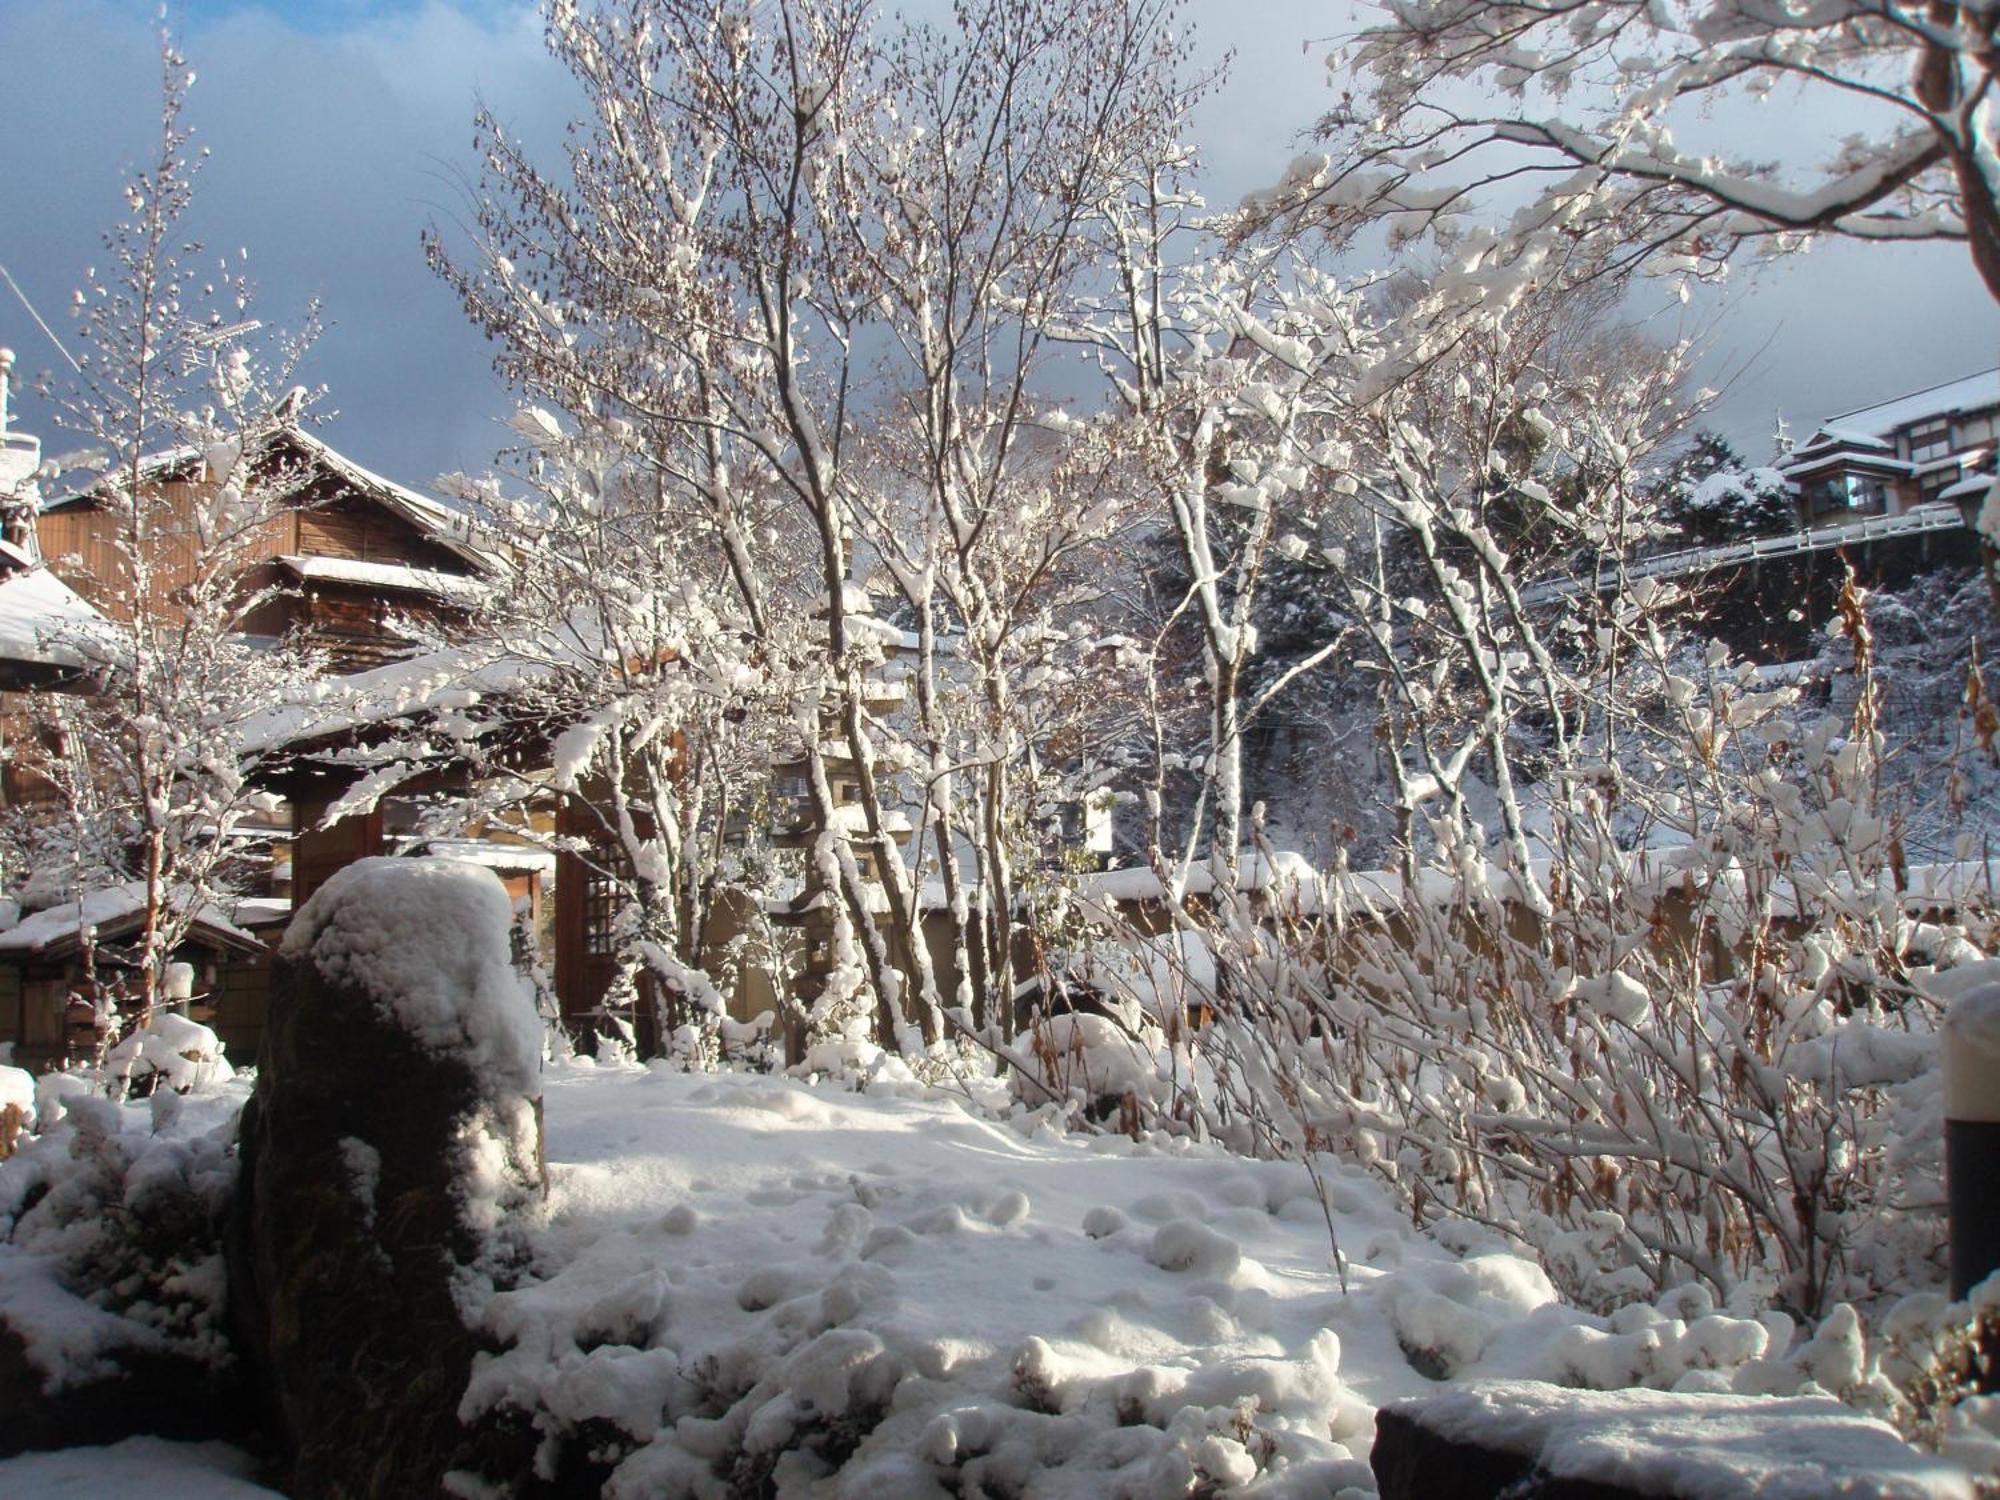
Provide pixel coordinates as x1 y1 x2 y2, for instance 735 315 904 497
36 424 497 672
1777 366 2000 527
0 884 269 1072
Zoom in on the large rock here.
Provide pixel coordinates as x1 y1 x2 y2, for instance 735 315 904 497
229 857 544 1500
1372 1381 1975 1500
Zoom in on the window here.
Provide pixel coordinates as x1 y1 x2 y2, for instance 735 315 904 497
1807 474 1887 520
1908 419 1951 464
583 867 623 957
1920 465 1960 504
1958 414 1997 449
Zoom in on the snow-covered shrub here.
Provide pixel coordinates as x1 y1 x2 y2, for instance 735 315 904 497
1157 555 1980 1349
104 1013 234 1098
1105 242 1978 1340
0 1079 246 1389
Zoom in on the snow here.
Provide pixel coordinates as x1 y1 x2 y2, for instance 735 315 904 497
237 639 551 754
1389 1381 1973 1499
231 896 293 929
0 564 110 671
1829 368 2000 443
411 837 558 875
1793 425 1898 455
0 882 259 956
0 1078 249 1393
280 856 542 1099
276 552 487 602
0 1053 1983 1493
433 1060 1977 1497
0 1438 283 1497
1926 960 2000 1123
103 1012 234 1094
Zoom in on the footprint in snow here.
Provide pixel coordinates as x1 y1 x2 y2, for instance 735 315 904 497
906 1202 970 1234
818 1202 874 1256
860 1224 919 1263
736 1264 813 1311
1082 1205 1128 1240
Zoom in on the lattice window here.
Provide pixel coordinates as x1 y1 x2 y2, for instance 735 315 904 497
583 866 623 957
1908 419 1951 464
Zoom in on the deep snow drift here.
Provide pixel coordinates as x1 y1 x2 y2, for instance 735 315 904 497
1 1056 1988 1497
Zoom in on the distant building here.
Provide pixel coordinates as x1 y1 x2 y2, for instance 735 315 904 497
37 423 497 673
1777 367 2000 527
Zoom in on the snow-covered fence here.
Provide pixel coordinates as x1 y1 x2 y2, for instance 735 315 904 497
1513 506 1972 608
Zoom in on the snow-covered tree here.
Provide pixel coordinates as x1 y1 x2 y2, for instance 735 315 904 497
427 0 1198 1055
1251 0 2000 301
1657 432 1795 543
19 40 320 1024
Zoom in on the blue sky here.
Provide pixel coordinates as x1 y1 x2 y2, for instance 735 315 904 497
157 0 511 31
3 0 1997 489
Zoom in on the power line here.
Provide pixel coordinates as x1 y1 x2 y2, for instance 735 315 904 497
0 261 82 375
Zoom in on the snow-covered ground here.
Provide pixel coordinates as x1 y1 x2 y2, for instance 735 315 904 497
0 1438 284 1498
2 1056 1988 1497
450 1058 1976 1497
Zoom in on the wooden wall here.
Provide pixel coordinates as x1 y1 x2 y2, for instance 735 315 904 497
37 477 296 621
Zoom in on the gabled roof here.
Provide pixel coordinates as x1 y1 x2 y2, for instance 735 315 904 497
42 423 501 575
278 426 502 574
1828 366 2000 440
0 882 264 961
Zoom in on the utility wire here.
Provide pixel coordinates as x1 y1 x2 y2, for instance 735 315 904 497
0 260 82 374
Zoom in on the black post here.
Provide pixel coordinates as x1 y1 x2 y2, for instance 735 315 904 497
1945 983 2000 1301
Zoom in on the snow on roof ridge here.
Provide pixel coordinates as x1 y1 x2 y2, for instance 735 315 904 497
1826 365 2000 437
0 880 260 954
278 427 503 574
41 426 503 575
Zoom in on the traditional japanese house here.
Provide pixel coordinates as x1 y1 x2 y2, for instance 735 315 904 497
0 883 268 1071
36 421 497 672
1777 366 2000 526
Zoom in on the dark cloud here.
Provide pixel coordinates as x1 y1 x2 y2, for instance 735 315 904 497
1 0 1994 492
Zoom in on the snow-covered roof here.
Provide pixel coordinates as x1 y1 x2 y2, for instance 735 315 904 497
279 427 503 574
0 882 263 958
0 562 112 673
237 640 552 754
1828 365 2000 439
233 896 294 929
276 553 487 603
402 837 558 875
1942 470 1996 505
1776 448 1912 481
1791 424 1894 455
43 424 503 575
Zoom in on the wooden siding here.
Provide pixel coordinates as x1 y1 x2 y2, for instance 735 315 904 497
295 493 468 573
209 950 274 1065
292 803 385 910
38 477 296 622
